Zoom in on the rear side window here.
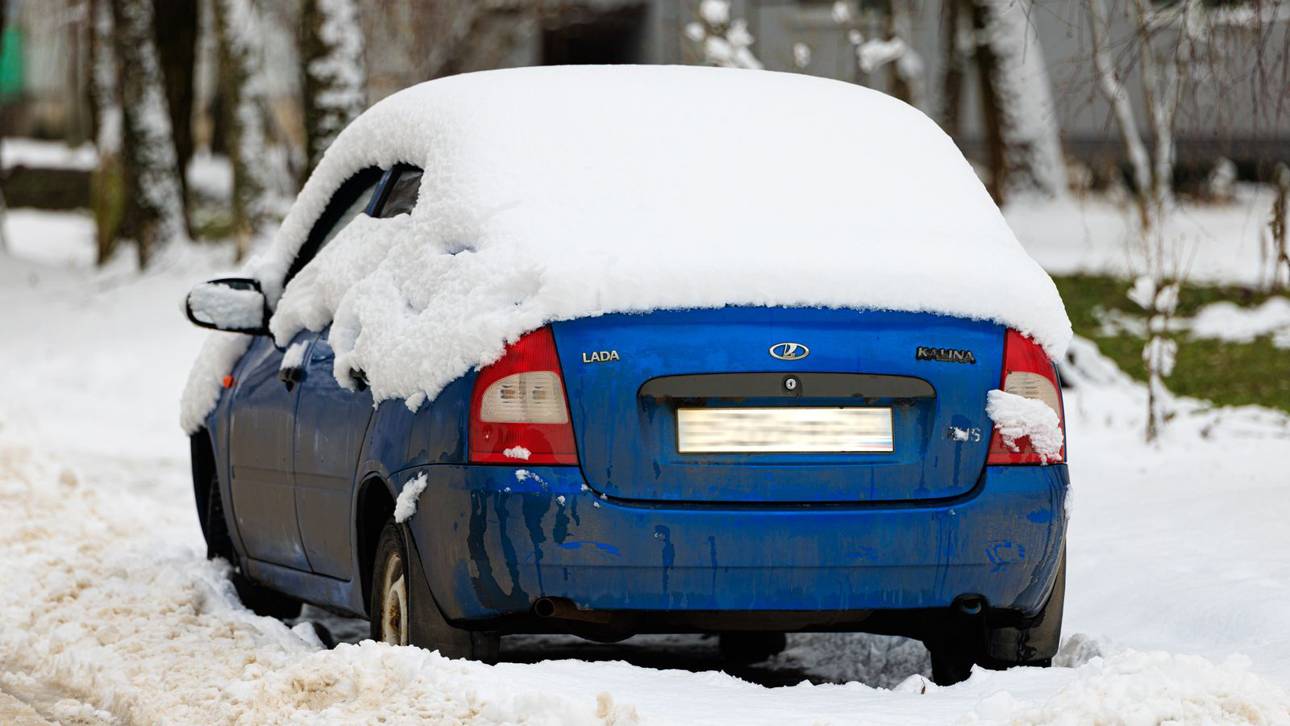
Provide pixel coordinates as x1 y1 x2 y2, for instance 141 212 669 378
373 165 423 218
284 167 383 286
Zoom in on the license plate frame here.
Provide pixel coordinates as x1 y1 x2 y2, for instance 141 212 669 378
675 406 895 454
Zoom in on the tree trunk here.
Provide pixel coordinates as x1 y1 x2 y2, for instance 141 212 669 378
940 0 968 140
884 0 914 105
151 0 198 236
110 0 187 267
64 1 93 147
299 0 367 182
1271 164 1289 292
214 0 289 261
969 1 1007 205
969 0 1067 202
90 0 125 265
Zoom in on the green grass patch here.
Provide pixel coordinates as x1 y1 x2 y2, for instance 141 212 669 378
1052 274 1290 413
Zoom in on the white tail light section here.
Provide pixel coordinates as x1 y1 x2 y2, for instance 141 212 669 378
1002 371 1061 415
479 371 569 424
469 327 577 465
677 407 894 454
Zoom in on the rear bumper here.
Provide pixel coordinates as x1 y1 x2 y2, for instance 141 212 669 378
402 464 1068 628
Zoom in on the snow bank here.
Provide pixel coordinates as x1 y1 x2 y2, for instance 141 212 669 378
1189 297 1290 346
182 65 1069 430
0 138 98 171
4 436 1288 724
986 389 1064 462
6 241 1290 722
1002 651 1290 724
2 210 97 268
1004 186 1277 286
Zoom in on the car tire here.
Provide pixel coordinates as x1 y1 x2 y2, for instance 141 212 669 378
369 520 499 661
927 548 1066 686
202 474 303 620
718 632 788 665
926 631 978 686
984 548 1066 668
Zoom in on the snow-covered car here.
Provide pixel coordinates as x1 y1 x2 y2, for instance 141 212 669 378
180 66 1071 685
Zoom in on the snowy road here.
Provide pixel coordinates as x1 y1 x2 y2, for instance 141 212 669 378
2 212 1290 723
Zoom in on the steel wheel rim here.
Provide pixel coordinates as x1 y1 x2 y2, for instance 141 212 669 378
379 551 408 646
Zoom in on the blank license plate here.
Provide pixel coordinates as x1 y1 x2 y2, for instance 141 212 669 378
676 407 894 454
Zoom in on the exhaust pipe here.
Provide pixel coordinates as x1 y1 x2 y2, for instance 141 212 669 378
532 597 615 625
533 597 558 618
954 595 985 616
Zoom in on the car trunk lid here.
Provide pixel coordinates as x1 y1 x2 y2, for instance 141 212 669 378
551 307 1002 504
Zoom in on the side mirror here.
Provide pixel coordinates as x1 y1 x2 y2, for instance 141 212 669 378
185 277 269 335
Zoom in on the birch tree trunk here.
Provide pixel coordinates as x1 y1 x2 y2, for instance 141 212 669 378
111 0 187 267
1088 0 1152 228
970 0 1067 202
214 0 290 261
299 0 367 181
1087 0 1199 442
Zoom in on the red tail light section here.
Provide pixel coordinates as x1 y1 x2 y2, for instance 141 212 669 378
987 329 1066 465
469 327 578 465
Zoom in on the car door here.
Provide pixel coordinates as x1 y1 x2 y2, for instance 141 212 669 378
226 167 384 571
291 164 423 579
291 327 374 579
227 330 313 569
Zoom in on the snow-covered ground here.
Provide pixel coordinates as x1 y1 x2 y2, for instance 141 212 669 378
0 139 98 172
2 209 1290 723
1006 186 1279 287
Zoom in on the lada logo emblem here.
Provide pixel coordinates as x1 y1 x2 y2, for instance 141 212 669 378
769 342 810 361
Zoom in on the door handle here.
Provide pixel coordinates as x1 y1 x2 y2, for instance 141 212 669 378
279 366 305 391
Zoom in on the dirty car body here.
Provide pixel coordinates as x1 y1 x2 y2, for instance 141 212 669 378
187 165 1068 676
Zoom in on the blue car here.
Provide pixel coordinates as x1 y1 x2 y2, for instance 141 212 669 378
183 70 1068 686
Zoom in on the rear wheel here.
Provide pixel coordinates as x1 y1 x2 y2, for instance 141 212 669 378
926 550 1066 686
718 632 788 665
369 520 499 660
202 471 302 620
926 628 979 686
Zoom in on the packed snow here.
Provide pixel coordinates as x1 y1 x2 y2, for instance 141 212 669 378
984 389 1064 462
183 65 1070 432
502 446 532 461
280 339 309 371
186 281 267 330
392 472 428 524
4 210 1290 723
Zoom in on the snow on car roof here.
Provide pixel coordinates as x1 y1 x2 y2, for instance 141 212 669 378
183 65 1071 431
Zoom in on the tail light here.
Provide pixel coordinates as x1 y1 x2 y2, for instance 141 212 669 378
469 327 578 465
987 329 1066 464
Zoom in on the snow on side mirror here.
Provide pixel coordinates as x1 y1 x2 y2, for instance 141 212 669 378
185 278 269 335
